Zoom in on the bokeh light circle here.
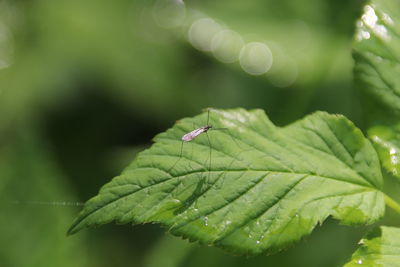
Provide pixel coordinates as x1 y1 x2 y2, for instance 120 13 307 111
152 0 186 29
188 18 222 52
239 42 273 75
211 29 243 63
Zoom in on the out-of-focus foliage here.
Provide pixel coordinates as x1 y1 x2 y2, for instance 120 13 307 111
349 0 400 265
1 0 392 266
0 125 88 267
353 0 400 115
0 0 364 127
352 0 400 183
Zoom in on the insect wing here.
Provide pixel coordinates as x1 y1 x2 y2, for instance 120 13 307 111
182 127 207 141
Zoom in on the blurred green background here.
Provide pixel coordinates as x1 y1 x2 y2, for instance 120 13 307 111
1 0 393 266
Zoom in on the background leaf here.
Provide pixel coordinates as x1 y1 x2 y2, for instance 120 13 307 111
368 124 400 177
353 0 400 182
353 0 400 114
69 108 384 255
344 226 400 266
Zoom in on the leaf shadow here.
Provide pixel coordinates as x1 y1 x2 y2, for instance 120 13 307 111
173 177 206 215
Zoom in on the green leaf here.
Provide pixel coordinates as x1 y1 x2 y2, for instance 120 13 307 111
368 124 400 179
353 0 400 113
344 226 400 266
68 108 384 255
354 0 400 182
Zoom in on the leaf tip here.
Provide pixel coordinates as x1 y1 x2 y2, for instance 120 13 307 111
66 217 86 236
66 223 79 236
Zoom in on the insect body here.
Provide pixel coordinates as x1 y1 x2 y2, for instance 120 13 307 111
167 110 214 174
182 125 212 142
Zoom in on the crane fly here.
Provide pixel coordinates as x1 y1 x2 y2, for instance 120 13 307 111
168 109 222 179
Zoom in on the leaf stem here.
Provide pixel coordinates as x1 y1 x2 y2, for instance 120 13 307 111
384 194 400 215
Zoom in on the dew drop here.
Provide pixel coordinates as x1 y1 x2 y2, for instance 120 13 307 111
204 216 209 226
256 240 261 244
172 199 181 204
356 259 363 265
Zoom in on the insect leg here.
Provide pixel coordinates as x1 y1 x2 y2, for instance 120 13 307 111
205 131 212 184
167 140 184 175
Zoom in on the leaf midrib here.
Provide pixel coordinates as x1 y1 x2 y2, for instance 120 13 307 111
160 125 367 185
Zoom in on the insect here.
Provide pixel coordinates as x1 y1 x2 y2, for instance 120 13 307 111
181 125 212 142
169 108 242 184
168 109 218 176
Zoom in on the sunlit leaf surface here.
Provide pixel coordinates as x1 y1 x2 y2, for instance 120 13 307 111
353 0 400 113
69 108 384 255
368 124 400 179
344 226 400 266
